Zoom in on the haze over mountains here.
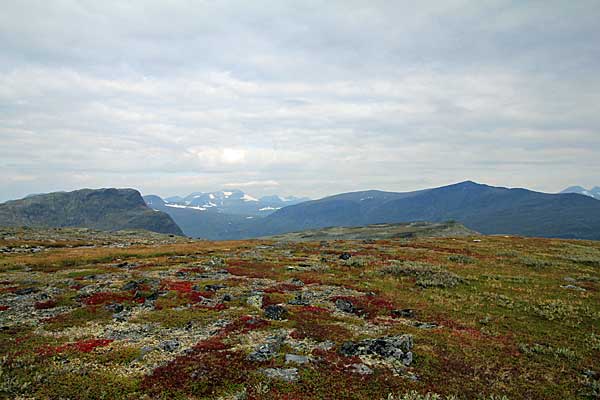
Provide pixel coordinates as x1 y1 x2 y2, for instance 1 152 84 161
147 190 309 216
142 181 600 240
142 190 310 239
249 181 600 240
2 181 600 241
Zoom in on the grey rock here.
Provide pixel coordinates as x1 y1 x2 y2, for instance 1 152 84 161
413 322 438 329
340 335 413 366
105 303 124 313
560 284 586 291
288 293 310 306
221 294 233 302
121 281 140 291
247 293 263 309
335 298 355 314
261 368 299 382
248 336 283 362
285 354 309 364
350 363 373 375
14 287 38 296
339 252 352 260
315 340 335 351
112 310 129 322
264 304 288 320
392 309 415 318
160 340 180 352
205 284 226 292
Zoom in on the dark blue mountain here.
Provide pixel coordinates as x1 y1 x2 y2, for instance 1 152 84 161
246 181 600 240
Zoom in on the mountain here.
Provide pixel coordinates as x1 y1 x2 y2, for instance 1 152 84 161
244 181 600 240
143 194 255 239
143 191 310 239
0 189 183 235
560 186 600 200
160 190 310 216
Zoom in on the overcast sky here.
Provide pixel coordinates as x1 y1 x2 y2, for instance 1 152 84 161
1 0 599 202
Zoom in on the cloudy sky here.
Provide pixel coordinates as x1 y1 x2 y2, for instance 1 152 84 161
1 0 599 202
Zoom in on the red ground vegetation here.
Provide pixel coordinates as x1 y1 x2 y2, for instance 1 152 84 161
38 338 113 355
34 299 58 309
82 291 131 306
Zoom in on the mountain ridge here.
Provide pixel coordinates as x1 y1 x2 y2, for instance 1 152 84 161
244 181 600 240
0 188 183 235
560 185 600 200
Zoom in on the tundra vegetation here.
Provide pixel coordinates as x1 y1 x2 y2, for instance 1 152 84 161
0 227 599 399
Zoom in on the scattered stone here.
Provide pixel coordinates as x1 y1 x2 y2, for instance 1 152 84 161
350 363 373 375
221 294 233 302
14 287 38 296
413 322 438 329
264 304 288 320
261 368 299 382
392 309 415 318
105 303 124 313
205 284 227 292
159 340 180 352
247 293 263 309
121 281 140 291
339 252 352 260
285 354 310 364
288 293 310 306
112 310 129 322
315 340 335 351
560 284 586 291
583 370 598 379
248 341 281 362
335 298 355 314
340 335 413 366
146 291 160 301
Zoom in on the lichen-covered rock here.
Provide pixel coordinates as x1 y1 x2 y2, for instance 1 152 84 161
285 354 310 364
340 335 413 366
261 368 299 382
335 298 355 313
350 363 373 375
264 304 288 320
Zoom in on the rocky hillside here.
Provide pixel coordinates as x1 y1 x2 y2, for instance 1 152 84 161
0 189 183 236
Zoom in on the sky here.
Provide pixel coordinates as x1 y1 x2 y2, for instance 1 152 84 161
1 0 599 202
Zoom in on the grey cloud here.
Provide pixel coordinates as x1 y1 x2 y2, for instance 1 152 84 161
0 1 599 202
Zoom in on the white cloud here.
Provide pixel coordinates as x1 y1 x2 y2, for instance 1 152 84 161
0 1 599 202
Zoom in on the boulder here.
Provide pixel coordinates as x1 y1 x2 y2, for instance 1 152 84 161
335 298 355 314
340 335 413 366
264 304 288 320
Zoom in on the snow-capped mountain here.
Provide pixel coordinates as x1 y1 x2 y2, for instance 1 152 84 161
560 186 600 200
145 190 310 216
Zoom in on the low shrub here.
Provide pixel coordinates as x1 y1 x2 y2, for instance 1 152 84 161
382 261 463 288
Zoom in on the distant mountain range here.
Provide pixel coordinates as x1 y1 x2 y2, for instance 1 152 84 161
143 190 309 239
244 181 600 240
560 186 600 200
2 182 600 241
0 189 183 235
149 190 308 216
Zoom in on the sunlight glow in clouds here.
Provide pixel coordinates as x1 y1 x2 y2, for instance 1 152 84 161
0 1 599 202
